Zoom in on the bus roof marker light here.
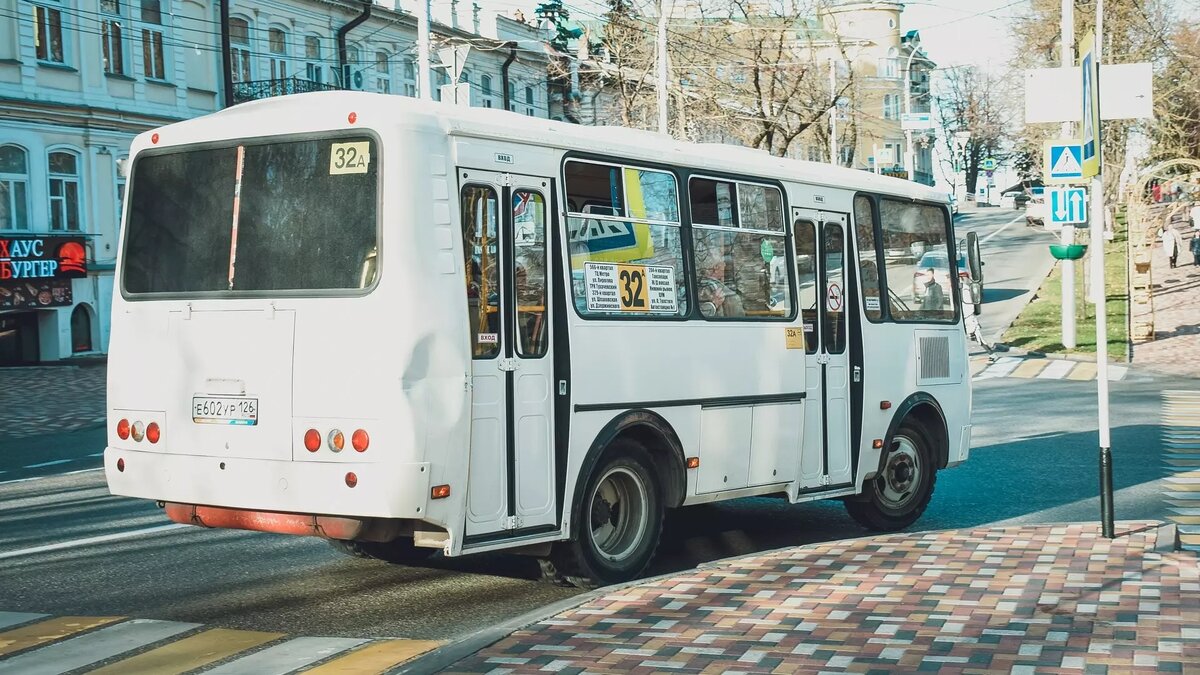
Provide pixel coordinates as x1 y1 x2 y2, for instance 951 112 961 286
345 472 357 488
304 429 321 453
347 112 357 124
352 429 369 452
685 457 700 469
431 484 451 499
328 429 345 453
151 133 159 144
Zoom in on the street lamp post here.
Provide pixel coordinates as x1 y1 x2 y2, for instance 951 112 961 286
903 39 921 182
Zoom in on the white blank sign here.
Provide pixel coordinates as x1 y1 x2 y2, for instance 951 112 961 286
1025 63 1153 124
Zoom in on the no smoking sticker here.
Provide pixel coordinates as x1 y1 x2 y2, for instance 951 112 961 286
826 282 844 312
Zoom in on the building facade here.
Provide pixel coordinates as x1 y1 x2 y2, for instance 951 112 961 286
0 0 553 365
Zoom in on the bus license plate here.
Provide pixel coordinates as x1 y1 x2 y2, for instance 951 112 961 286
192 396 259 426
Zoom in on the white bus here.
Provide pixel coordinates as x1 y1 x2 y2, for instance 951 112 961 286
105 93 976 587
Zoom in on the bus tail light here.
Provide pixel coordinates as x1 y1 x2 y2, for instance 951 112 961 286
352 429 369 452
131 421 145 442
328 429 345 453
345 472 358 488
304 429 321 452
685 457 700 469
117 418 130 440
872 439 884 449
117 457 125 472
880 401 892 410
146 422 161 444
431 484 451 499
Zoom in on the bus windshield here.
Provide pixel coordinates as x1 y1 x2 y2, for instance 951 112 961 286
122 135 379 296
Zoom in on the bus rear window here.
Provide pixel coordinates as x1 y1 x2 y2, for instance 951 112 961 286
123 136 379 295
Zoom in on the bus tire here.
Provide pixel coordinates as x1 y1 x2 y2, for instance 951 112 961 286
845 422 936 532
327 537 435 565
546 440 664 589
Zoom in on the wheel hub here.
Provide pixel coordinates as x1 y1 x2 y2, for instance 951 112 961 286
878 437 922 508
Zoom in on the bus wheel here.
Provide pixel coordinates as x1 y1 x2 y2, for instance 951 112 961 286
327 537 435 565
845 423 936 532
546 440 664 589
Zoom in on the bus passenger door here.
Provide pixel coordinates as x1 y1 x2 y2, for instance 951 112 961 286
792 210 854 491
459 170 556 540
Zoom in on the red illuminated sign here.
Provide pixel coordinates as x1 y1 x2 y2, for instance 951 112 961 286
0 236 87 309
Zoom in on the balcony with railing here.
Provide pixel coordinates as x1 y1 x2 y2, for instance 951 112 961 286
232 78 340 104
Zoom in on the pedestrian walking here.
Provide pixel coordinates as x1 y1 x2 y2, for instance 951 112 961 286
1192 203 1200 231
1191 232 1200 266
1161 224 1185 269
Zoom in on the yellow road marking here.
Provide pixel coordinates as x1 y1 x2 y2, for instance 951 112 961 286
1011 360 1048 379
88 628 283 675
1066 362 1097 380
0 616 121 657
303 639 442 674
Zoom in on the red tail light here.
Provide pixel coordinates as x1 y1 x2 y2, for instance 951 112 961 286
345 472 358 488
352 429 369 452
304 429 321 452
431 484 451 499
117 458 125 472
146 422 161 444
117 418 130 440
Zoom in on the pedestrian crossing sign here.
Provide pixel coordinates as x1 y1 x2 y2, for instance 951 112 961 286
1044 140 1085 184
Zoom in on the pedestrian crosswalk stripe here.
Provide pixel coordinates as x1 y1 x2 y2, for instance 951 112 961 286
88 627 284 675
204 636 369 675
1065 362 1097 380
0 613 46 632
1164 391 1200 552
971 356 1128 382
0 619 197 675
0 615 121 658
1036 360 1076 379
302 638 444 674
1011 360 1048 378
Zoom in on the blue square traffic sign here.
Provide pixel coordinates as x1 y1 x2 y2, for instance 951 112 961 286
1049 187 1088 224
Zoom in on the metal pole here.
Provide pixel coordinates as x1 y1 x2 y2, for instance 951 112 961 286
417 0 432 100
656 0 670 134
903 46 918 181
1091 0 1115 539
829 59 837 165
1061 0 1077 349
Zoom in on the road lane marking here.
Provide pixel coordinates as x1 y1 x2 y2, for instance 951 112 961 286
0 468 103 486
0 616 121 657
0 524 190 561
0 613 47 632
21 459 73 469
88 627 284 675
302 639 443 674
204 636 369 675
979 214 1027 244
0 619 198 675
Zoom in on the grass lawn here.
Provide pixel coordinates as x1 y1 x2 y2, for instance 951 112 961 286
1001 213 1128 361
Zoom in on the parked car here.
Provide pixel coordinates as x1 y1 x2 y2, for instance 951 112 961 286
911 249 975 306
1025 195 1048 227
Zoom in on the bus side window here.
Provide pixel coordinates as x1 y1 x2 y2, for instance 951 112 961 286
513 190 547 357
461 185 500 358
793 220 819 354
854 195 883 321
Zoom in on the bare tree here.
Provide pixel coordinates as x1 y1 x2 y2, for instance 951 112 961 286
933 66 1018 195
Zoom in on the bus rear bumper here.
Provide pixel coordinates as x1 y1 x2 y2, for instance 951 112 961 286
104 447 431 521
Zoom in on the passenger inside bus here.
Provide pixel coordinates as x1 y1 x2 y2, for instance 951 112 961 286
695 236 746 318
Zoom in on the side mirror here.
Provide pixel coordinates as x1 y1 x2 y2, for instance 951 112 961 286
966 231 983 282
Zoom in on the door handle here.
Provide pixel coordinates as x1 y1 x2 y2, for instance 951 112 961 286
498 358 518 372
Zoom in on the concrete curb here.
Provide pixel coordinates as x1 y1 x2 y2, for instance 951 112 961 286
1156 522 1181 553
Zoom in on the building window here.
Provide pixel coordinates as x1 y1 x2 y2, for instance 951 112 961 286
401 59 416 97
375 50 390 93
0 145 29 231
33 5 65 64
71 305 93 352
100 0 126 76
140 0 165 80
268 28 288 81
507 82 515 111
525 86 534 116
305 36 323 83
229 18 251 82
480 74 492 96
48 150 81 232
346 45 361 89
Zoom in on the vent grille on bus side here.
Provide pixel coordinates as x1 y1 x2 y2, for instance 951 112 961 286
918 335 951 382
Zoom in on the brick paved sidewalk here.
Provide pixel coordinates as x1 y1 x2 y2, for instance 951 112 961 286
0 364 107 439
443 523 1198 674
1133 228 1200 379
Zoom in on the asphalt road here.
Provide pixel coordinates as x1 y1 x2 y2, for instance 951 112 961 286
0 208 1180 645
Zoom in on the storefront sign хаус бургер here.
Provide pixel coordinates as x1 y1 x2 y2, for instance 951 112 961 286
0 235 88 309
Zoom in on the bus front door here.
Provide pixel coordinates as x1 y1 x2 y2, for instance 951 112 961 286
459 170 556 541
793 210 855 492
